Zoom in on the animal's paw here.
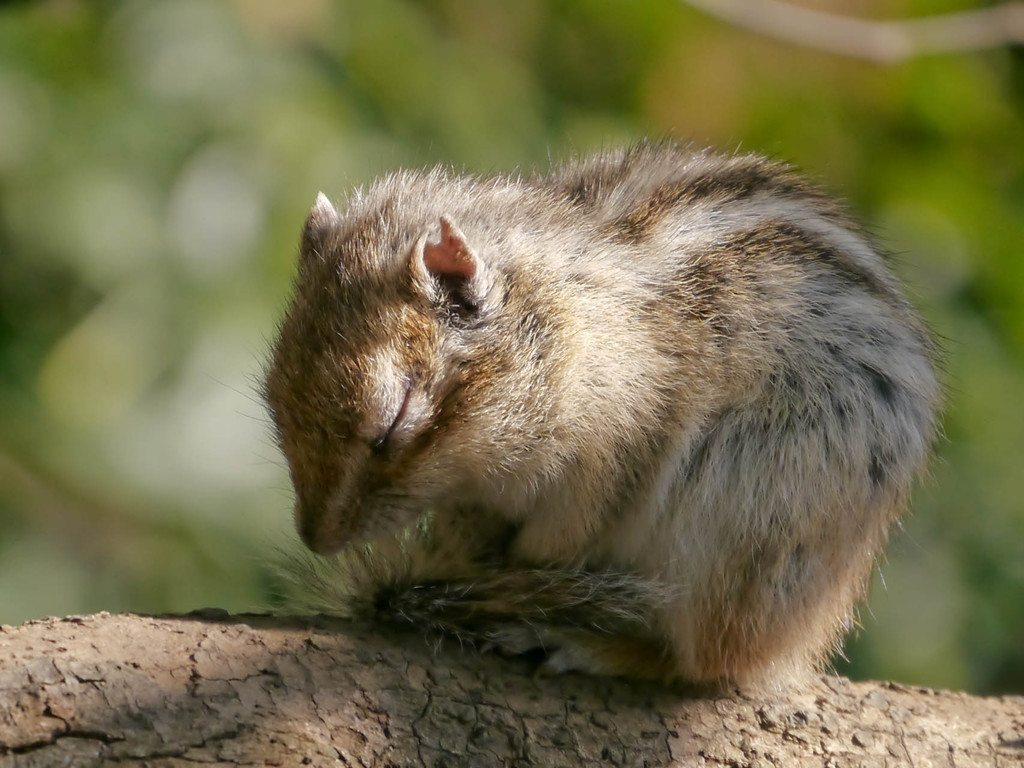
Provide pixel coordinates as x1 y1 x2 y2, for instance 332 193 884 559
480 624 611 675
480 623 551 656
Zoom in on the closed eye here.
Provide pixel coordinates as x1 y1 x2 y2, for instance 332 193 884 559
372 380 414 454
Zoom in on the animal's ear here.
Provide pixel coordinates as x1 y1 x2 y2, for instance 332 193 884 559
422 216 478 281
412 216 489 312
301 192 339 257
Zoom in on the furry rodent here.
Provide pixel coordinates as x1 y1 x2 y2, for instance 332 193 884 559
263 143 940 686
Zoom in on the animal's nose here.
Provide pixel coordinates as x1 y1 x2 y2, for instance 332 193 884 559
295 502 347 555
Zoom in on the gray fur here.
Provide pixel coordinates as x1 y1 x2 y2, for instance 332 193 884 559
265 143 940 686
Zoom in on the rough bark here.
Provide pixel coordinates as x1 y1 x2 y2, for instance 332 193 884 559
0 612 1021 767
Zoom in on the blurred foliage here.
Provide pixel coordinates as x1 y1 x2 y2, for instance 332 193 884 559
0 0 1021 695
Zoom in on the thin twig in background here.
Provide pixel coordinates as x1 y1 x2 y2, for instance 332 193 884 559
680 0 1024 62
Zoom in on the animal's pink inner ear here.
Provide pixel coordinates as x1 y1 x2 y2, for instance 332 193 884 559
422 217 477 281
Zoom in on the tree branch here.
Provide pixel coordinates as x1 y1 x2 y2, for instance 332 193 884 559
680 0 1024 62
1 612 1022 766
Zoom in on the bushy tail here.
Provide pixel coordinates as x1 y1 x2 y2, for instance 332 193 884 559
279 532 680 680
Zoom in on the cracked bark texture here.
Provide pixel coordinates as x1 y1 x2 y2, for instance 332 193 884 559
0 613 1021 767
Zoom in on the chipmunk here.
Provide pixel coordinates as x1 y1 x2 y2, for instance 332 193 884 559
263 143 940 687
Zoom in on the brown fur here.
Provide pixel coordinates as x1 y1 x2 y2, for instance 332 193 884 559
264 143 940 687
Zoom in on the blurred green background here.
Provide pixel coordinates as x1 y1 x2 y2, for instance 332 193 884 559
0 0 1021 695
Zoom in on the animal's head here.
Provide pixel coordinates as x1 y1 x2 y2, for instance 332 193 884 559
264 185 567 554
